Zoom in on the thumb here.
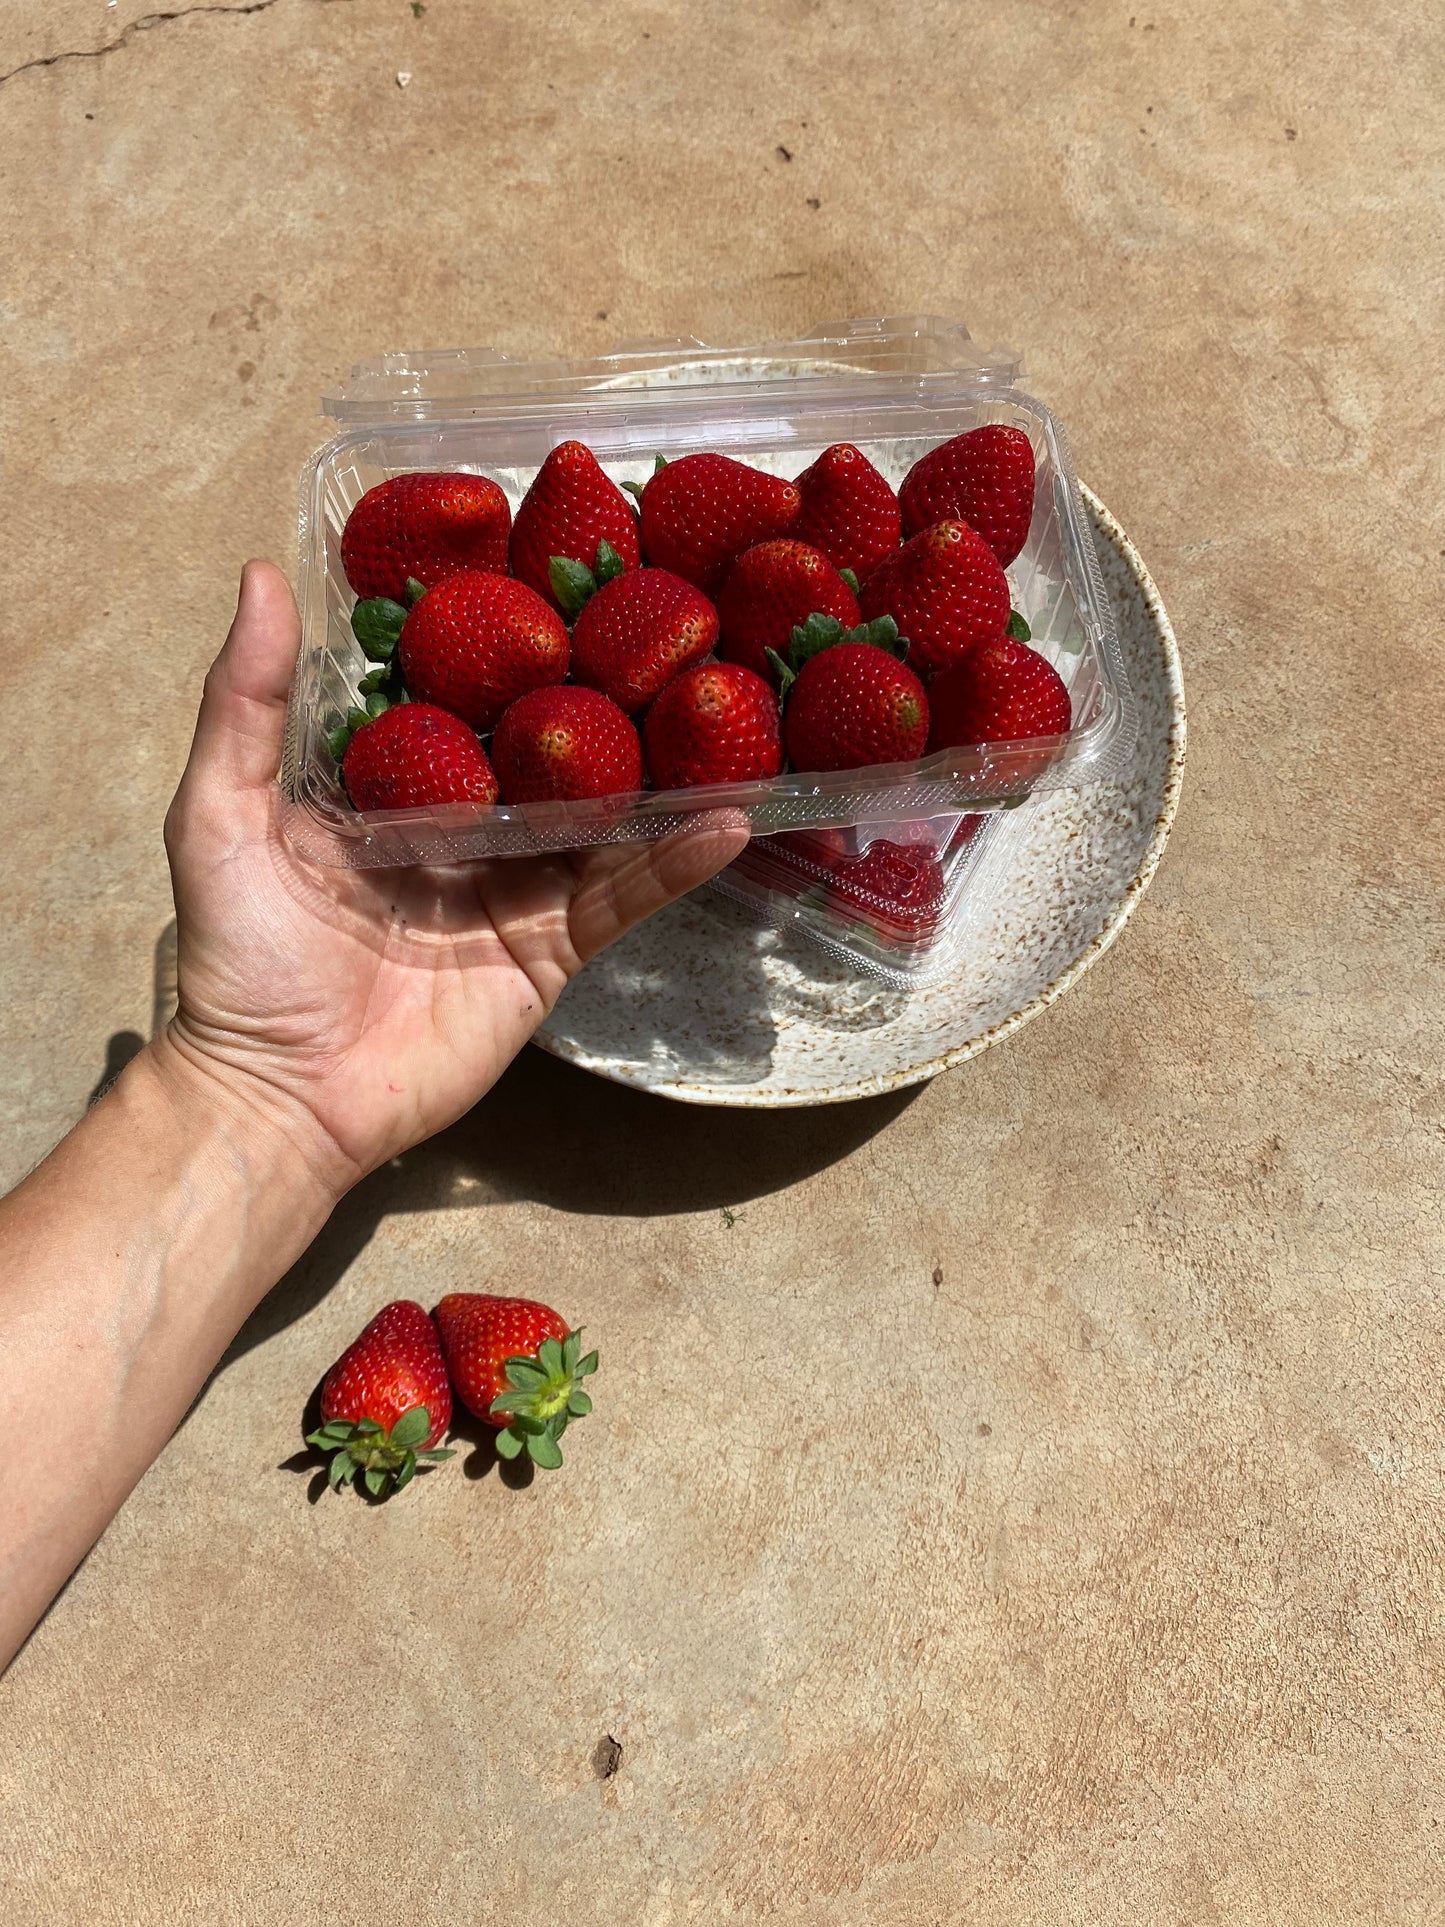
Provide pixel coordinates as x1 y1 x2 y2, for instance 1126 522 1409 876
566 812 752 966
179 560 301 796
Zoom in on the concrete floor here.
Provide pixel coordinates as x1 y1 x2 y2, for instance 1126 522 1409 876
2 0 1442 1920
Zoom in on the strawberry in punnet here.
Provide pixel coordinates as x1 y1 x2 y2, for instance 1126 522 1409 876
307 1300 456 1498
398 569 569 733
509 440 642 615
492 685 643 803
644 661 783 789
898 425 1035 566
775 613 929 773
926 633 1072 751
570 567 719 715
335 701 499 810
717 539 860 684
792 442 902 583
341 471 511 601
860 520 1011 678
639 452 800 595
824 840 948 940
433 1294 598 1471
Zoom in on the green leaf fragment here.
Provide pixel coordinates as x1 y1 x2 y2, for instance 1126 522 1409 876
594 540 625 586
1006 609 1032 642
364 1466 388 1498
503 1356 548 1390
346 706 371 734
858 615 908 659
567 1390 593 1417
620 479 646 502
404 576 428 608
576 1351 600 1378
653 453 667 474
549 554 598 619
789 612 845 667
537 1335 565 1376
512 1413 546 1438
393 1455 417 1492
389 1405 431 1448
355 1417 383 1436
526 1432 564 1471
364 690 391 718
417 1447 456 1462
327 725 352 765
351 598 407 659
308 1421 352 1447
562 1329 581 1372
487 1391 531 1416
839 567 860 595
328 1450 350 1490
494 1427 525 1460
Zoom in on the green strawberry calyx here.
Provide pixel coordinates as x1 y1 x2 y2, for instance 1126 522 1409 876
305 1403 455 1499
327 674 411 768
765 611 911 703
488 1328 599 1471
1005 609 1031 641
350 575 427 660
548 539 628 622
330 580 425 763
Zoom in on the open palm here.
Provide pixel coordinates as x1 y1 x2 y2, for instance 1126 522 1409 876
162 563 746 1184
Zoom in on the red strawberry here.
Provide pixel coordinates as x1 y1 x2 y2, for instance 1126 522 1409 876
860 520 1011 678
433 1294 598 1470
783 639 929 773
717 540 860 684
898 425 1035 566
509 440 642 614
570 567 719 715
339 702 498 810
399 569 568 732
307 1300 456 1497
492 685 643 803
792 443 902 582
926 636 1072 750
644 661 783 789
823 841 948 939
341 472 511 601
640 453 800 595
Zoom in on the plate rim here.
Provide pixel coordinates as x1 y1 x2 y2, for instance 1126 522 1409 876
535 485 1187 1106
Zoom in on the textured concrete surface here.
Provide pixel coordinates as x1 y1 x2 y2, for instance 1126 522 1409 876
2 1 1443 1920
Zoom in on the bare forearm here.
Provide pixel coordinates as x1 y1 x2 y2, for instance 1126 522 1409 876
0 1041 344 1667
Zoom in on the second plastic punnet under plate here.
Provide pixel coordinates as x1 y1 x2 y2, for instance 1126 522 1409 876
280 316 1135 868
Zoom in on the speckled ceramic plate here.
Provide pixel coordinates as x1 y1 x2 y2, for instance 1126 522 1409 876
535 490 1184 1106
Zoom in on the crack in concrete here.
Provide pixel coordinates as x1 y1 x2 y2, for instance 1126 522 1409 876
0 0 341 89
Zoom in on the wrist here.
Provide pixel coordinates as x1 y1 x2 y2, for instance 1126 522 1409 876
135 1031 358 1217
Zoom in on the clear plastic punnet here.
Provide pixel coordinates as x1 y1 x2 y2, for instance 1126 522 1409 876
280 317 1135 868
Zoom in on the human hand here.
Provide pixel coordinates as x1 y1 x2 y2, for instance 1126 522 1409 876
158 561 748 1195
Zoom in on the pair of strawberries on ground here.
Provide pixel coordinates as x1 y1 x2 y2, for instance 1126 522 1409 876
332 425 1073 812
308 1293 594 1494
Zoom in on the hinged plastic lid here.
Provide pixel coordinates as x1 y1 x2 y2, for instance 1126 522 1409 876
322 314 1023 421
